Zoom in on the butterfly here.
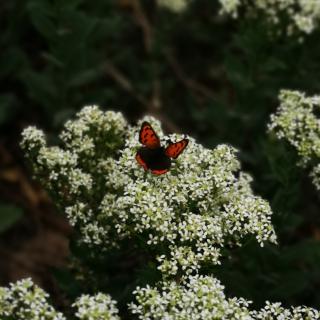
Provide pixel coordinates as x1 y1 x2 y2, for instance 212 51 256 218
135 121 189 175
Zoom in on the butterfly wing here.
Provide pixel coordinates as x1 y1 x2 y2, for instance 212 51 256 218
151 169 169 175
165 139 189 159
139 122 161 149
135 151 148 170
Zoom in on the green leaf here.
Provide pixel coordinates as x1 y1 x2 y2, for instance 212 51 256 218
0 203 23 233
27 0 56 39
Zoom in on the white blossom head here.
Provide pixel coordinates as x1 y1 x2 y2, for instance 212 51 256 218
0 278 65 320
73 293 120 320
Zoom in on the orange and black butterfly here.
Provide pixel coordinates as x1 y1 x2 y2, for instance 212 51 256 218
135 121 189 175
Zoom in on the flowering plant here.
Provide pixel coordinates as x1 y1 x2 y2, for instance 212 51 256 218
269 90 320 190
158 0 320 36
130 274 320 320
0 278 120 320
219 0 320 35
2 276 319 319
13 106 320 319
21 106 276 277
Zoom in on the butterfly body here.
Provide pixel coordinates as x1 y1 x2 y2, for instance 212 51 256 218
136 121 189 175
137 146 171 172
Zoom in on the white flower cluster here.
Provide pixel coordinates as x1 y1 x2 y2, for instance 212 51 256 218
130 274 320 320
0 278 65 320
21 106 277 276
19 106 320 319
219 0 320 35
130 275 251 319
73 293 120 320
252 301 320 319
157 0 320 35
0 278 121 320
21 107 127 246
268 90 320 189
2 275 319 319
